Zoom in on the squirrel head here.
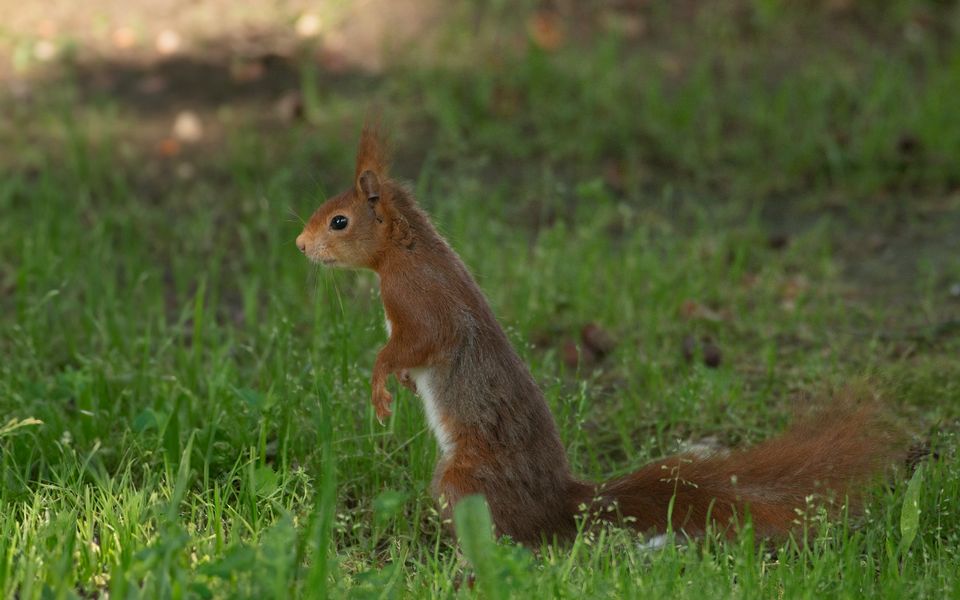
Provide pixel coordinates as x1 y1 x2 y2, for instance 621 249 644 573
296 125 411 269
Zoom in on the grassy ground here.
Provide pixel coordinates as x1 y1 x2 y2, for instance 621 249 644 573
1 1 959 597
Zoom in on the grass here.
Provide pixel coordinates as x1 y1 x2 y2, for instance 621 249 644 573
1 1 959 597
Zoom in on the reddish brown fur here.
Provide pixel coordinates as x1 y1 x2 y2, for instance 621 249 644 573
580 403 901 538
296 127 905 545
355 123 390 183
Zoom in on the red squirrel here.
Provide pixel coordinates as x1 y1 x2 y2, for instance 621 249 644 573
295 126 903 545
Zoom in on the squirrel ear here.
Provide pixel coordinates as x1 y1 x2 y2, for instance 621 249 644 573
358 169 380 202
354 122 389 196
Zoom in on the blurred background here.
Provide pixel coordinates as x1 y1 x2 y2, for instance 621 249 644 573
4 0 960 266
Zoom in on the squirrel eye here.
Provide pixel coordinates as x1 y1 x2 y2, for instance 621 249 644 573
330 215 349 230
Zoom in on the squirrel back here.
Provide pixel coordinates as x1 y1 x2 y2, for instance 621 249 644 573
296 126 906 545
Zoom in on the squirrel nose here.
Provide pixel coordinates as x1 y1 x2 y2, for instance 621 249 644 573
295 234 307 254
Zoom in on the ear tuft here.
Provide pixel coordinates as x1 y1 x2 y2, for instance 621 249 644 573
354 122 389 192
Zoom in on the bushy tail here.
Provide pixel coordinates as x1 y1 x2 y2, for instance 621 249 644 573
581 402 906 538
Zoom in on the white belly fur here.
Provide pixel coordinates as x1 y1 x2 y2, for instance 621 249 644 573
408 367 454 455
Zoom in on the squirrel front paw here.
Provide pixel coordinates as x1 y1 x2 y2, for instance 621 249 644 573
372 385 393 425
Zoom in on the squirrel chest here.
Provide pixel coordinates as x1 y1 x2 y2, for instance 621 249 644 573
409 366 455 455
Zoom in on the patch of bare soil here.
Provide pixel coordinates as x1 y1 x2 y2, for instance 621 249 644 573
0 0 448 195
